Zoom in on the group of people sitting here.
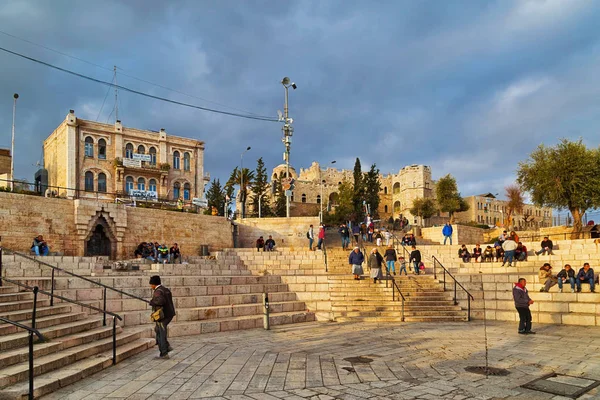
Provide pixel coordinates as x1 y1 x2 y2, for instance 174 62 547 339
538 262 596 293
31 235 50 256
256 235 276 252
134 242 181 264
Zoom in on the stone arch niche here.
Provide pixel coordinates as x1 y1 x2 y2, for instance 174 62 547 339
74 201 127 259
84 213 118 259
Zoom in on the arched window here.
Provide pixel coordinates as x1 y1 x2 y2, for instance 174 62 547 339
84 171 94 191
173 151 180 170
301 194 307 203
316 195 321 204
149 179 157 192
173 182 181 199
393 182 400 194
149 147 157 166
393 201 401 213
84 137 94 157
183 183 191 200
98 139 107 159
137 177 145 191
183 152 191 171
273 173 278 180
137 145 145 154
384 187 388 194
98 173 107 193
125 143 134 159
125 176 134 194
329 192 339 206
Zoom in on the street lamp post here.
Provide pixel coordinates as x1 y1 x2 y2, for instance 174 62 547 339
320 160 336 223
281 77 296 218
10 93 18 191
240 146 251 218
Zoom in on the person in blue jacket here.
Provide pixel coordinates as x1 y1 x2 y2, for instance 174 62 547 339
442 223 453 245
349 247 365 281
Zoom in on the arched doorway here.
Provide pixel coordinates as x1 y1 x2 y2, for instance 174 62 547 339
86 224 111 257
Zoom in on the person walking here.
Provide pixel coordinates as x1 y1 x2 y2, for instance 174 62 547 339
352 224 360 246
442 223 453 245
410 245 422 275
149 276 176 358
384 245 397 275
349 246 365 281
317 224 325 250
502 236 518 267
307 224 314 251
368 248 384 283
513 278 535 334
339 224 350 250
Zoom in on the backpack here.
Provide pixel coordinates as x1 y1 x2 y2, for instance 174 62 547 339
306 231 310 239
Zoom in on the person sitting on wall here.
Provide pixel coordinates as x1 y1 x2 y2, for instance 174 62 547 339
515 242 528 262
256 236 265 252
557 264 575 293
265 235 276 251
169 243 181 264
31 235 49 256
483 245 494 262
157 244 169 264
472 244 483 263
402 234 411 246
576 263 595 293
494 242 505 262
134 242 146 258
535 236 553 255
458 244 471 263
144 242 156 262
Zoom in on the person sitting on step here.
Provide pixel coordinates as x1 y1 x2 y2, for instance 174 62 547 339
538 263 558 292
472 244 483 263
265 235 276 251
515 242 528 262
483 245 494 262
535 236 553 255
169 243 181 264
31 235 49 256
458 244 471 263
557 264 575 293
256 236 265 252
576 263 595 293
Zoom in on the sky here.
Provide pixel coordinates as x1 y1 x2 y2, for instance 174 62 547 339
1 0 600 205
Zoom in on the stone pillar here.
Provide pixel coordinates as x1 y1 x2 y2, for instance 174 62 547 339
65 110 77 199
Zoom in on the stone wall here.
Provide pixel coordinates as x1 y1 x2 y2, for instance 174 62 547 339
0 192 233 258
236 216 320 249
421 225 485 244
0 148 10 175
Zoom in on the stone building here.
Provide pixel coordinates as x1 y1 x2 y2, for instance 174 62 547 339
0 148 11 188
455 193 553 229
43 110 208 200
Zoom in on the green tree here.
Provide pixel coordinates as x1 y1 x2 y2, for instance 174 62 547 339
332 180 355 224
435 174 469 223
409 197 437 227
250 157 272 217
352 158 364 221
517 139 600 233
505 184 524 229
273 177 287 217
364 163 381 219
204 179 226 216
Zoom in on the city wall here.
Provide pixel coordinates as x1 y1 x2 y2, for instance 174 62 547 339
0 192 233 258
421 225 485 245
236 216 320 249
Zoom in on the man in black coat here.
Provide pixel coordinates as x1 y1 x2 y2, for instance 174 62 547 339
149 275 176 358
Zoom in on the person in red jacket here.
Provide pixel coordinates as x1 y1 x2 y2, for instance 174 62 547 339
317 224 325 250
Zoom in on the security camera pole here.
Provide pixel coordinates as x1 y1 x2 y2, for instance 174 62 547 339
281 77 295 218
10 93 18 191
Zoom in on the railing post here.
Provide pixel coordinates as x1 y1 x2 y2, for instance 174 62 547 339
50 268 55 307
443 269 446 291
103 287 107 327
432 256 437 280
401 297 405 322
453 280 457 305
467 296 471 322
29 286 39 400
0 246 3 287
392 283 395 301
112 317 117 365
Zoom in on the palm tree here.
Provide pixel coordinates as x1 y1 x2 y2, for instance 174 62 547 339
227 167 255 218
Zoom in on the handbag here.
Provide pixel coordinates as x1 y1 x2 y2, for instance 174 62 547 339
150 308 164 322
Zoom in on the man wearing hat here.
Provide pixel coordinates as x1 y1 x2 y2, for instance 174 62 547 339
149 276 176 358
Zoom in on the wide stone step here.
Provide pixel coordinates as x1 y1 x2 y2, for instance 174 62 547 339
335 310 467 317
0 337 154 399
176 301 307 321
0 286 19 294
0 311 86 336
0 292 35 303
0 298 51 313
0 305 72 323
331 304 461 310
0 318 104 351
0 326 149 390
0 325 125 368
169 311 316 337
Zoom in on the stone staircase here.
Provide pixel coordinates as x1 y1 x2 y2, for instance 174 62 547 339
324 247 468 322
0 283 153 399
416 240 600 326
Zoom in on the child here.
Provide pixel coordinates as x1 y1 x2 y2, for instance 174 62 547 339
398 256 407 275
419 261 426 274
375 231 382 247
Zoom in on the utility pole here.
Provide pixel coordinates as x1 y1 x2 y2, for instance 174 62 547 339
281 77 296 218
114 66 118 123
10 93 18 191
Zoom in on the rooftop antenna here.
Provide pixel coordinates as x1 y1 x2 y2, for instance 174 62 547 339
114 66 118 123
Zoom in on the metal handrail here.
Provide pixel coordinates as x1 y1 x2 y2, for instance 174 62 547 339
431 255 474 321
1 276 122 366
369 244 406 322
322 239 328 272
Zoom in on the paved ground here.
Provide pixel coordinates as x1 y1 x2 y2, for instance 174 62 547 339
42 321 600 400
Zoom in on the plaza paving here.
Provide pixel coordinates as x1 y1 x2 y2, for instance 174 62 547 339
41 321 600 400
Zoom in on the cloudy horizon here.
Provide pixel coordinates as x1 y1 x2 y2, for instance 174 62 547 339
1 0 599 210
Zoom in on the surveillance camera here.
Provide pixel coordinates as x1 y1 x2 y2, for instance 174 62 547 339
291 83 297 90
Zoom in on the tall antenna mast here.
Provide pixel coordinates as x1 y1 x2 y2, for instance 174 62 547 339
113 65 118 122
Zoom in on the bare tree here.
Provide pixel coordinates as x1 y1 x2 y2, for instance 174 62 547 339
505 184 524 229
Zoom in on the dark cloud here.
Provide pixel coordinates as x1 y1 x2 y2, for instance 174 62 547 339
1 0 599 198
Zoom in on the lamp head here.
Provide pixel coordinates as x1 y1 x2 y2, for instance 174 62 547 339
331 160 336 164
281 77 290 85
13 93 19 99
291 83 297 90
246 146 251 151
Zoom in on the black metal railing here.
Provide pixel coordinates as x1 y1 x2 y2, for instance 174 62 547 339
431 255 474 321
3 249 149 324
0 285 45 400
381 261 405 321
